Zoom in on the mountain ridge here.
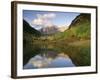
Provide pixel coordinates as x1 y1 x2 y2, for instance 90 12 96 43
23 19 41 36
53 13 91 40
68 13 91 29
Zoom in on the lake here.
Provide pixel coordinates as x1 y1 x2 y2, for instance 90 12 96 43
23 40 90 69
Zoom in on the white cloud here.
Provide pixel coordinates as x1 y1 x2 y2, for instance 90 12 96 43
33 18 43 25
32 13 56 27
43 13 56 19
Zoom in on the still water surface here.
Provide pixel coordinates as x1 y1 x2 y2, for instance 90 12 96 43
24 49 75 69
23 40 91 69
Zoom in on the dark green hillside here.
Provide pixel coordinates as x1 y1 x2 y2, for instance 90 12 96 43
23 20 41 45
65 13 91 40
53 13 91 41
23 19 41 36
68 13 90 29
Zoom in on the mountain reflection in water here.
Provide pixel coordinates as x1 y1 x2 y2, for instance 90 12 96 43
24 51 75 69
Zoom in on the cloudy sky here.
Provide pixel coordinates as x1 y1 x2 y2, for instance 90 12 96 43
23 10 80 30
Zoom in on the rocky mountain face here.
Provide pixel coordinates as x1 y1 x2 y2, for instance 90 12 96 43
39 25 59 35
39 25 69 35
